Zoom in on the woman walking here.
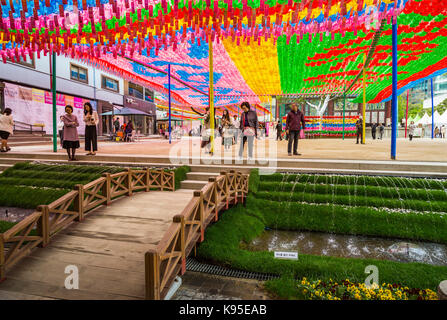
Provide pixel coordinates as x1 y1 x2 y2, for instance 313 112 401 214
0 108 14 153
57 115 64 148
124 120 134 142
62 105 80 161
238 102 258 160
83 102 99 155
191 106 217 154
408 121 416 141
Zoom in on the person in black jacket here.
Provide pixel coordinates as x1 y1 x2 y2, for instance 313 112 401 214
356 116 364 144
238 102 258 160
276 121 283 141
371 123 377 140
285 104 305 156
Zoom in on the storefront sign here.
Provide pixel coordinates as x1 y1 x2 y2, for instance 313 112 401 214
124 95 156 116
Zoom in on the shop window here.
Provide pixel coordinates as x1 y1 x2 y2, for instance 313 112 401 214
128 82 144 100
102 75 119 92
70 64 88 83
8 54 35 68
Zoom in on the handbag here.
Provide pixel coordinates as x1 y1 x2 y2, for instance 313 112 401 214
300 129 305 139
243 127 256 136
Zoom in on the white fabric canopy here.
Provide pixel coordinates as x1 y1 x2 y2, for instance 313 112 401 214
439 110 447 125
417 113 431 125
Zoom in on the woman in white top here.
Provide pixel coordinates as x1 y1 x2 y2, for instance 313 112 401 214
0 108 14 152
57 115 65 148
83 102 99 155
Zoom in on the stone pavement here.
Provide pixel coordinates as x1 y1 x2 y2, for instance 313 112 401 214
172 272 271 300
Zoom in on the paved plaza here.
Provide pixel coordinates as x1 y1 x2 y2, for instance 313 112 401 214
11 136 447 162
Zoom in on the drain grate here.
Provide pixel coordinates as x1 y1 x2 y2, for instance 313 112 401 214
186 258 279 281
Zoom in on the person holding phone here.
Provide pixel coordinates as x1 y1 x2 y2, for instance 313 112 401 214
83 102 99 155
62 105 80 161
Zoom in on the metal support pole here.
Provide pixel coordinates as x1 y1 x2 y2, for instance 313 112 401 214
342 84 346 140
391 19 398 159
209 39 215 154
51 52 57 153
431 78 434 139
404 90 409 138
168 64 172 144
362 53 366 144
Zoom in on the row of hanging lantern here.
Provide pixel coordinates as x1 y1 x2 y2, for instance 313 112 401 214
0 0 406 62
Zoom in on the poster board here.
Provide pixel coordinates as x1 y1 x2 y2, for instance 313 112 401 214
4 82 89 135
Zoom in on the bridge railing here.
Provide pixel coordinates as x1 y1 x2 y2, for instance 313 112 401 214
0 168 175 282
145 170 249 300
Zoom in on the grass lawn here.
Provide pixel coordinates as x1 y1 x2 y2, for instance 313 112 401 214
196 169 447 299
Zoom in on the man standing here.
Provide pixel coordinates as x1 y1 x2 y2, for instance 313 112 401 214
113 117 120 133
276 120 282 141
285 104 306 156
371 123 377 140
356 116 364 144
379 123 385 140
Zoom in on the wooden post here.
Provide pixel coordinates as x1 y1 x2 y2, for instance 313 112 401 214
102 173 111 205
145 251 160 300
145 168 151 192
231 170 237 204
74 184 84 222
173 215 186 275
194 190 205 242
37 205 49 247
127 168 133 196
220 171 229 210
0 234 5 283
209 177 218 221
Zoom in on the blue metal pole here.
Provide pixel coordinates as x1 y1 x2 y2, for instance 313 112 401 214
391 19 398 160
168 64 172 144
431 78 434 139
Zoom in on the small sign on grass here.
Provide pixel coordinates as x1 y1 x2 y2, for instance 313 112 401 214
274 251 298 260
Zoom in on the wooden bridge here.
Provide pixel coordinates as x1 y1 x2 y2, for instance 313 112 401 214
0 168 248 300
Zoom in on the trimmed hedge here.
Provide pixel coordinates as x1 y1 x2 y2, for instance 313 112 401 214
0 185 70 209
254 191 447 213
0 177 90 190
8 162 125 174
1 169 101 182
247 196 447 244
248 168 260 193
260 173 447 190
173 166 191 190
258 181 447 202
0 220 16 234
197 203 447 292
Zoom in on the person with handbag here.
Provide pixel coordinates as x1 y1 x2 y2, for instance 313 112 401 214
62 105 80 161
191 106 217 154
285 103 306 156
238 101 258 160
83 102 99 155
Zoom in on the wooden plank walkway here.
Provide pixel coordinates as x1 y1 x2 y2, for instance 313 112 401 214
0 190 193 300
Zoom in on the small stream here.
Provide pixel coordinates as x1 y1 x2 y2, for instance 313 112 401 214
245 230 447 266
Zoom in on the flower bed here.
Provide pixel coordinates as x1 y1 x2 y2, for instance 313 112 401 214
296 278 438 300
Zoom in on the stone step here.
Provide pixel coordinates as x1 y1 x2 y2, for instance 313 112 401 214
0 164 12 171
180 180 208 190
1 153 446 178
186 172 219 181
2 152 447 173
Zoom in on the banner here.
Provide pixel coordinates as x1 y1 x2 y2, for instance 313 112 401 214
4 82 86 135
